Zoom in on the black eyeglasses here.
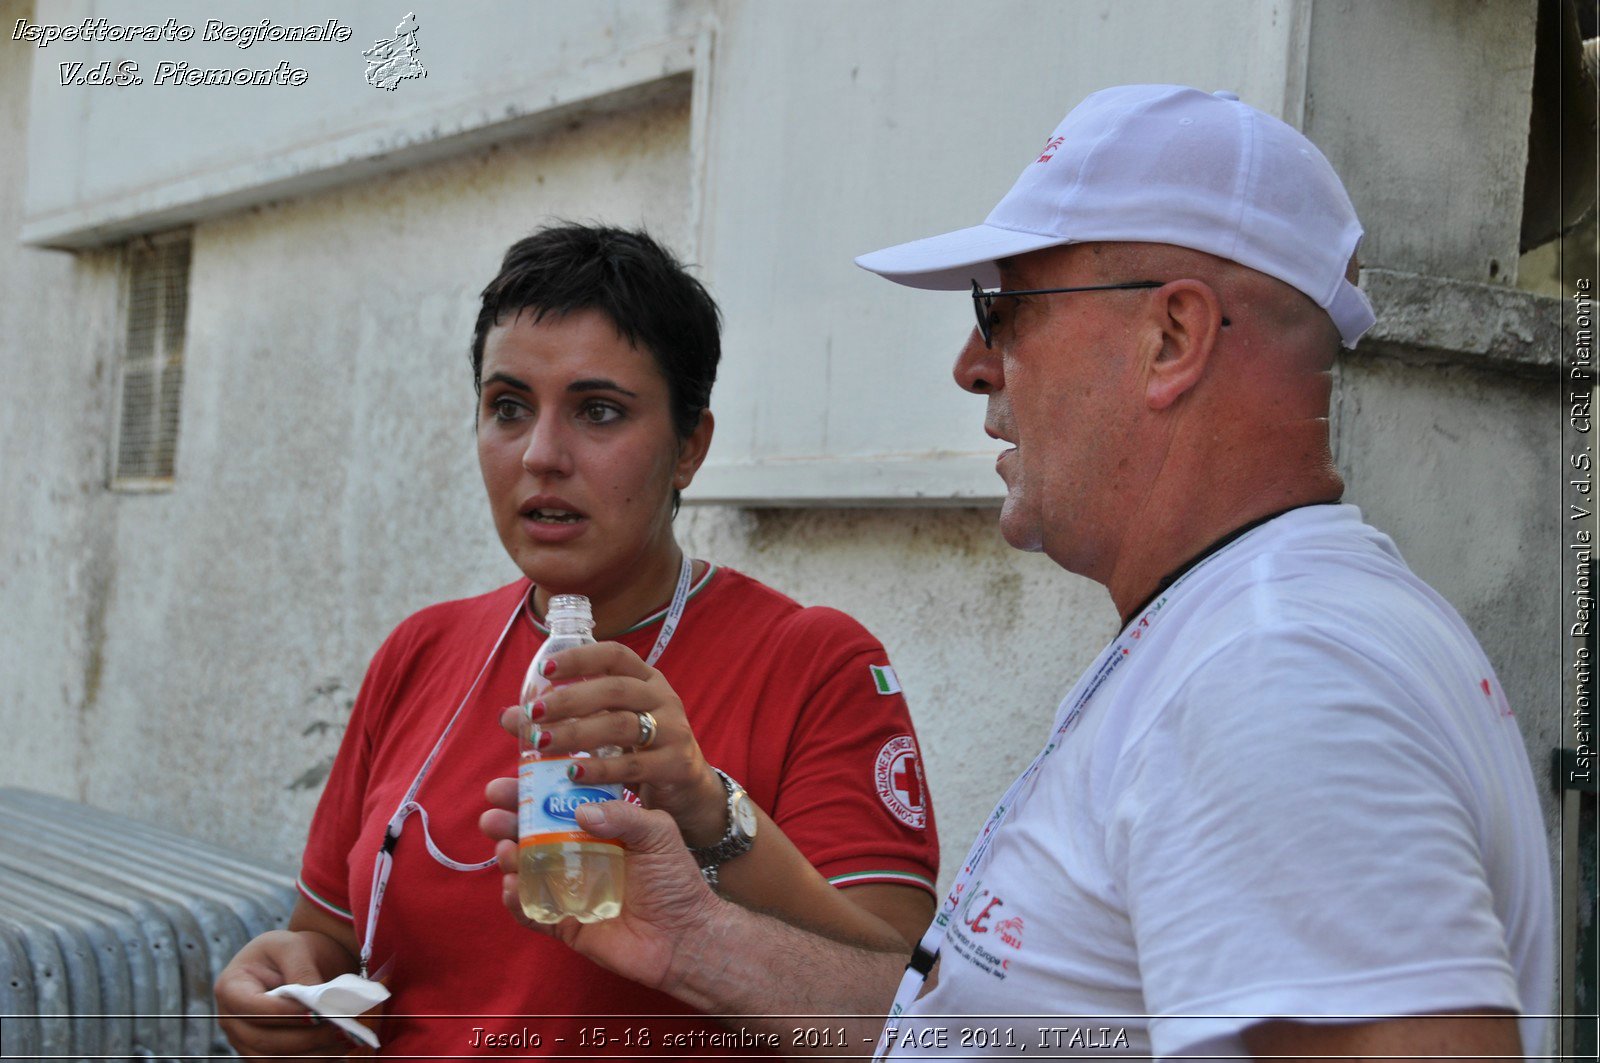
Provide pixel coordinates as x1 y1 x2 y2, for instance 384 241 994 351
970 278 1162 348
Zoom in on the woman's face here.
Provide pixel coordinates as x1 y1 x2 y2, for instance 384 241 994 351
476 308 711 602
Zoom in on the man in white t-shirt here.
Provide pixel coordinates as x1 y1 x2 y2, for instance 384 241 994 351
480 84 1552 1061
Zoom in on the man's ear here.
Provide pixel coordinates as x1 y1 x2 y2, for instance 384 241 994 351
1145 280 1224 411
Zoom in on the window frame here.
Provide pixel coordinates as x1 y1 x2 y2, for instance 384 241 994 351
109 230 192 492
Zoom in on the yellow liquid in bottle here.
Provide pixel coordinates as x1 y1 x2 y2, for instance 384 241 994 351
517 839 624 924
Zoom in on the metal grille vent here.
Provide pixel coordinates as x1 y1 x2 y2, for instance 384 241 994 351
0 787 297 1059
113 234 191 487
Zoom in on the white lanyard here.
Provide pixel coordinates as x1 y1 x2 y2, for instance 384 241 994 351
870 564 1197 1060
643 551 695 669
358 553 696 977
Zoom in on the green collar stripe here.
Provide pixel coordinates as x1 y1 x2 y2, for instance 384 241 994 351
618 563 719 635
529 563 720 636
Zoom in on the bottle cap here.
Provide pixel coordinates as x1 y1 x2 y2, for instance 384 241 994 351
546 594 593 627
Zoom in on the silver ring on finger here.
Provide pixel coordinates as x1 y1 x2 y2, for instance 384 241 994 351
634 710 658 750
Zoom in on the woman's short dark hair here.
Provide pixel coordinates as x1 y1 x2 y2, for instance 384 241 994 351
471 225 721 440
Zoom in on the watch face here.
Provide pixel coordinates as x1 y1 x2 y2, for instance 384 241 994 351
732 794 759 838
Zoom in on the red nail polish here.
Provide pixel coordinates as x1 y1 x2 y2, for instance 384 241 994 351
567 763 584 781
542 659 557 678
528 700 545 721
537 730 553 749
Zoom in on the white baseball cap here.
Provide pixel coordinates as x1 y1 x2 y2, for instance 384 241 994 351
855 84 1376 347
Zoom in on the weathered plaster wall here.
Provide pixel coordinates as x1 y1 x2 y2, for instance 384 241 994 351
0 0 124 799
1305 0 1539 284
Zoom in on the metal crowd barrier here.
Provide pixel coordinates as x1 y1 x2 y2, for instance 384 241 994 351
0 787 297 1060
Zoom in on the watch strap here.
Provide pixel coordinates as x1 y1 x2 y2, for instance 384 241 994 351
690 767 755 881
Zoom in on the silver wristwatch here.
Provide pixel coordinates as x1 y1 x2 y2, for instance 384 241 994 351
689 767 758 888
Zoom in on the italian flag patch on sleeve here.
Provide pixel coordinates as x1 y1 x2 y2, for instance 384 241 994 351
869 664 901 695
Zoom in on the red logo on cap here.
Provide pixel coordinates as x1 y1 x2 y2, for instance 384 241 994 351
1036 135 1065 163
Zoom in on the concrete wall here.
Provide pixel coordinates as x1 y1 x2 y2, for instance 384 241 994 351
1305 0 1537 284
0 2 124 802
0 0 1568 993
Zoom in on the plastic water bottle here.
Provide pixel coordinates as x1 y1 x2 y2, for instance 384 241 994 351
516 594 624 923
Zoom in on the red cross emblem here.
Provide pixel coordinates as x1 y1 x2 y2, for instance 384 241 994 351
892 755 922 808
874 735 926 828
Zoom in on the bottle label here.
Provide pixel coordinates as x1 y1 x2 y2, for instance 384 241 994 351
517 755 624 848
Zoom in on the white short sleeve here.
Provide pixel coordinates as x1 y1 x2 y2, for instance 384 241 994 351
1106 622 1523 1057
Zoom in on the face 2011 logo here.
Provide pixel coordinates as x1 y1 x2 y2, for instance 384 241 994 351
958 887 1024 971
